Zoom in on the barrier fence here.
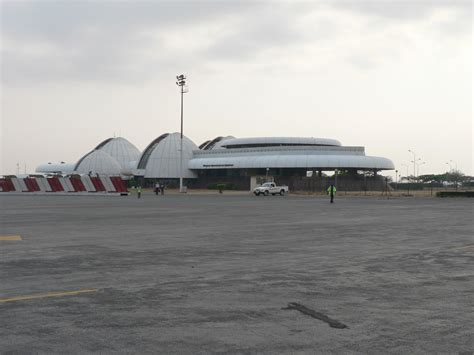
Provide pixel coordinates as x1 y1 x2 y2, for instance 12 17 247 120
0 175 128 195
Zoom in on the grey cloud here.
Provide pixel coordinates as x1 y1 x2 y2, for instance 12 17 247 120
1 1 470 86
204 12 306 61
202 2 349 62
1 1 291 85
337 0 472 37
1 1 258 41
331 0 471 22
348 56 377 70
1 1 274 84
1 27 160 84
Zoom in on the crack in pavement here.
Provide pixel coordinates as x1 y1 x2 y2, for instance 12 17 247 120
283 302 348 329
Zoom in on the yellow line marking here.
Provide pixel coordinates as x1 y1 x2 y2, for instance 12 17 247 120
0 235 22 241
0 289 98 303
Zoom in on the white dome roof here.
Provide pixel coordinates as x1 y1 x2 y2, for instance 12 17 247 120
95 137 140 170
137 132 198 178
75 150 122 176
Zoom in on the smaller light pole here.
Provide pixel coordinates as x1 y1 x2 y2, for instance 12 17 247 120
176 74 187 193
446 160 459 191
401 163 409 180
395 169 398 190
408 149 421 178
450 159 458 171
402 163 409 194
445 161 452 172
416 161 426 177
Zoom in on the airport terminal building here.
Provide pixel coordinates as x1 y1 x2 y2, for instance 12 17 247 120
187 136 394 190
35 134 394 191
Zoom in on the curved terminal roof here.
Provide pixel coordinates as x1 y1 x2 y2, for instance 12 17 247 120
75 150 122 176
136 132 198 178
211 136 235 149
220 137 341 149
199 140 211 150
95 137 141 171
189 146 394 170
199 136 236 150
137 133 170 169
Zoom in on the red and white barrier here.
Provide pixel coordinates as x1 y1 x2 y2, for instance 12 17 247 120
35 177 50 192
81 176 95 192
0 175 128 195
18 178 29 192
100 176 115 192
47 177 64 192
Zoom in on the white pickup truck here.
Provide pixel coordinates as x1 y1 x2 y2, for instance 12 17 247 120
253 182 289 196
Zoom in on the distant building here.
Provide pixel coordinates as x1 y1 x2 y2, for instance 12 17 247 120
190 136 394 171
188 136 394 189
35 162 75 175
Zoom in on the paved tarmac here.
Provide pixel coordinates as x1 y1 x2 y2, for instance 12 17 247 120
0 193 473 354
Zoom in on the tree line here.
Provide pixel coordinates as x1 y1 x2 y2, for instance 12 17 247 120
401 170 473 186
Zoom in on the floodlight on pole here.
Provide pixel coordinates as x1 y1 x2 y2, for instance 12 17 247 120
176 74 187 193
445 161 452 172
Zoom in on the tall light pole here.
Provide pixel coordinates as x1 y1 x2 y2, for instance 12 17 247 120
176 74 187 193
408 149 421 178
445 161 452 172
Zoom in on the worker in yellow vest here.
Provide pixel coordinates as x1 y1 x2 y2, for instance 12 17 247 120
327 184 336 203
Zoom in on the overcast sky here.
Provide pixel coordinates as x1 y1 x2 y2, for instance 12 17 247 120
1 0 472 177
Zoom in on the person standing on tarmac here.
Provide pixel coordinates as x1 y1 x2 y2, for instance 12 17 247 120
327 184 336 203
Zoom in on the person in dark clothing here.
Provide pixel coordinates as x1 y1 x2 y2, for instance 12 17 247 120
160 183 165 195
327 184 336 203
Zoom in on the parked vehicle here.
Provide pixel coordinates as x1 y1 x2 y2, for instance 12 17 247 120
253 182 289 196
